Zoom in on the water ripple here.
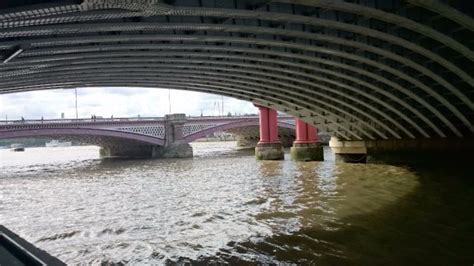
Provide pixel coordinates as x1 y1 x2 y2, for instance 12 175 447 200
1 143 472 264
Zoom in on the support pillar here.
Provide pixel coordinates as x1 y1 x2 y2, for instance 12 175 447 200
254 105 284 160
155 113 193 158
330 137 474 165
329 137 367 163
290 119 324 161
100 144 156 159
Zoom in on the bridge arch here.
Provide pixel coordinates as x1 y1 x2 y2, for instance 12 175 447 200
0 128 166 147
182 120 295 144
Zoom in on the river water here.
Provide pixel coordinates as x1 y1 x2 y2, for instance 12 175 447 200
0 142 472 265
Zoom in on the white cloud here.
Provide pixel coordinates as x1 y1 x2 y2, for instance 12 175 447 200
0 87 256 120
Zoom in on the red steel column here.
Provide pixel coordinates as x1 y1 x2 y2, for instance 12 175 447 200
307 122 318 142
257 105 270 143
255 105 284 160
294 119 318 144
268 108 280 143
255 105 280 144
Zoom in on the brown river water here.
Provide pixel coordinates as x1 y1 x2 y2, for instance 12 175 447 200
0 142 473 265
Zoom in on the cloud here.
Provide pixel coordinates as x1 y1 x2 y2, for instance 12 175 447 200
0 87 256 120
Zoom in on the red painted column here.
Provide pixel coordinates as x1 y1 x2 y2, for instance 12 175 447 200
268 108 279 143
254 105 284 160
307 122 318 142
256 105 280 144
294 119 318 144
257 105 270 143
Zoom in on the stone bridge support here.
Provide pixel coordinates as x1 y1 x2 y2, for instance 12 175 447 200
100 144 157 159
153 114 193 158
290 119 324 161
255 105 284 160
330 137 474 165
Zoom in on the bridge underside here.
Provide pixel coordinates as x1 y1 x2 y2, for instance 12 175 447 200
0 0 472 143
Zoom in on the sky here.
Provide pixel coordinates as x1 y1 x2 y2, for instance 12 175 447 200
0 87 256 120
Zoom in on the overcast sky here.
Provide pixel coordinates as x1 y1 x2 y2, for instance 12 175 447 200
0 87 256 120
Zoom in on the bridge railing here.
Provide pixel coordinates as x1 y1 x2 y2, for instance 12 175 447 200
0 116 166 125
0 115 295 131
0 115 268 125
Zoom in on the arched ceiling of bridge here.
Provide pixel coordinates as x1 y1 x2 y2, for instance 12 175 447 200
0 0 472 141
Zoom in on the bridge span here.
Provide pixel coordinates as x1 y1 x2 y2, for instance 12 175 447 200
0 114 298 159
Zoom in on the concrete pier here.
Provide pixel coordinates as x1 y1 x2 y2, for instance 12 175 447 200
157 113 194 158
290 143 323 161
100 144 156 159
255 142 284 160
330 137 474 165
329 137 367 163
100 143 193 159
152 143 193 158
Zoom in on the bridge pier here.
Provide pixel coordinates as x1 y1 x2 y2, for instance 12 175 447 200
151 143 193 158
290 119 324 161
330 137 474 165
329 138 367 163
100 144 192 159
100 144 157 159
254 105 284 160
158 113 193 158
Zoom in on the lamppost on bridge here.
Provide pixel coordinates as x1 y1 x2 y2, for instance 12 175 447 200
168 89 172 114
75 88 78 119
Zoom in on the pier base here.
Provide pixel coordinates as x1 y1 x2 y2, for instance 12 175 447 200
255 142 284 160
152 143 193 158
329 138 367 163
100 145 155 159
329 137 474 165
100 143 193 159
290 143 324 161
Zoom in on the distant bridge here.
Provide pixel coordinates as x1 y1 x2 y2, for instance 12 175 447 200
0 114 296 158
